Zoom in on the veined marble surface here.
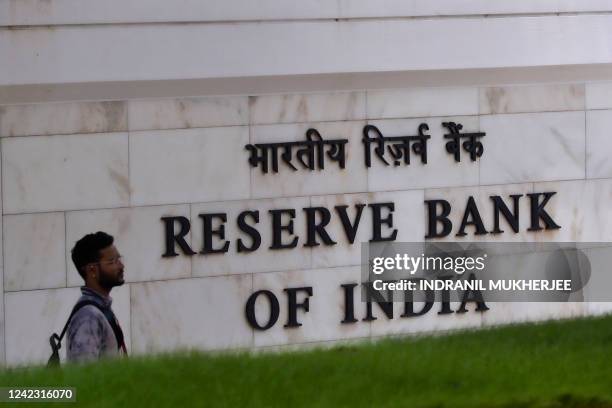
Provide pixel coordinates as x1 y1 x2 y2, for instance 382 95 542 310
0 101 127 137
128 96 248 131
129 126 250 206
250 91 366 125
3 212 66 291
130 275 253 354
480 111 585 185
367 87 478 119
586 82 612 110
586 110 612 179
479 84 585 115
2 132 130 214
533 179 612 242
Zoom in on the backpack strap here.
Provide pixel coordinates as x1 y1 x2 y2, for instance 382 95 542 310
47 300 126 367
97 306 127 355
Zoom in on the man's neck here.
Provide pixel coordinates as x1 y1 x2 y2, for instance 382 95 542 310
85 283 110 298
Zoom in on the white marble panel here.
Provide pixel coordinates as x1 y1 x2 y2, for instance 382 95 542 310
369 299 484 338
2 133 129 214
481 302 585 327
252 266 370 347
128 96 248 131
310 190 425 268
4 284 130 367
0 101 127 137
191 196 311 277
367 87 478 119
130 126 250 206
423 183 534 242
66 205 191 286
251 121 367 199
480 111 585 185
3 212 66 291
130 275 253 354
367 116 480 191
249 92 366 125
479 84 585 115
586 110 612 179
586 82 612 110
532 179 612 242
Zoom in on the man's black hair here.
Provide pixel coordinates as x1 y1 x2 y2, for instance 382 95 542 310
71 231 114 280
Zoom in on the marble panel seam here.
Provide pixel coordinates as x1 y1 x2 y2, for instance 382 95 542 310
188 203 194 279
252 335 372 353
64 212 68 288
586 107 612 112
131 124 255 134
127 130 132 207
364 113 481 121
1 178 579 218
480 175 588 187
7 203 191 217
255 333 374 349
248 125 253 200
477 105 587 117
477 114 482 186
0 112 129 138
4 283 75 294
249 119 369 128
584 107 587 181
481 311 588 328
0 179 563 217
105 273 260 288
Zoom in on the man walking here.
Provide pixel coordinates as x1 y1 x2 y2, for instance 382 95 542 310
66 231 128 362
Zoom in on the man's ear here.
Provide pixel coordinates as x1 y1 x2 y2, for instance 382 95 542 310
85 263 98 278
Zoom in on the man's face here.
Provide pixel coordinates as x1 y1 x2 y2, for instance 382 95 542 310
96 245 125 289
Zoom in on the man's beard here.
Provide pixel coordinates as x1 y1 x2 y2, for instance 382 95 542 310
98 270 124 290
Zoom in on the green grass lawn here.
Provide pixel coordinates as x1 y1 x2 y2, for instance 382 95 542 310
3 315 612 407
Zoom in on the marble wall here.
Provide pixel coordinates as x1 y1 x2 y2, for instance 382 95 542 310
1 82 611 366
4 14 612 87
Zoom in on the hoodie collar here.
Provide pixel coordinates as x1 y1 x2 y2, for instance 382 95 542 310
80 286 113 309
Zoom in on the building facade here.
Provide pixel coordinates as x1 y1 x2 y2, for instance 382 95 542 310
2 0 612 366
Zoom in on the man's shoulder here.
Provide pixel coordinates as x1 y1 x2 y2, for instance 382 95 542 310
69 302 107 329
